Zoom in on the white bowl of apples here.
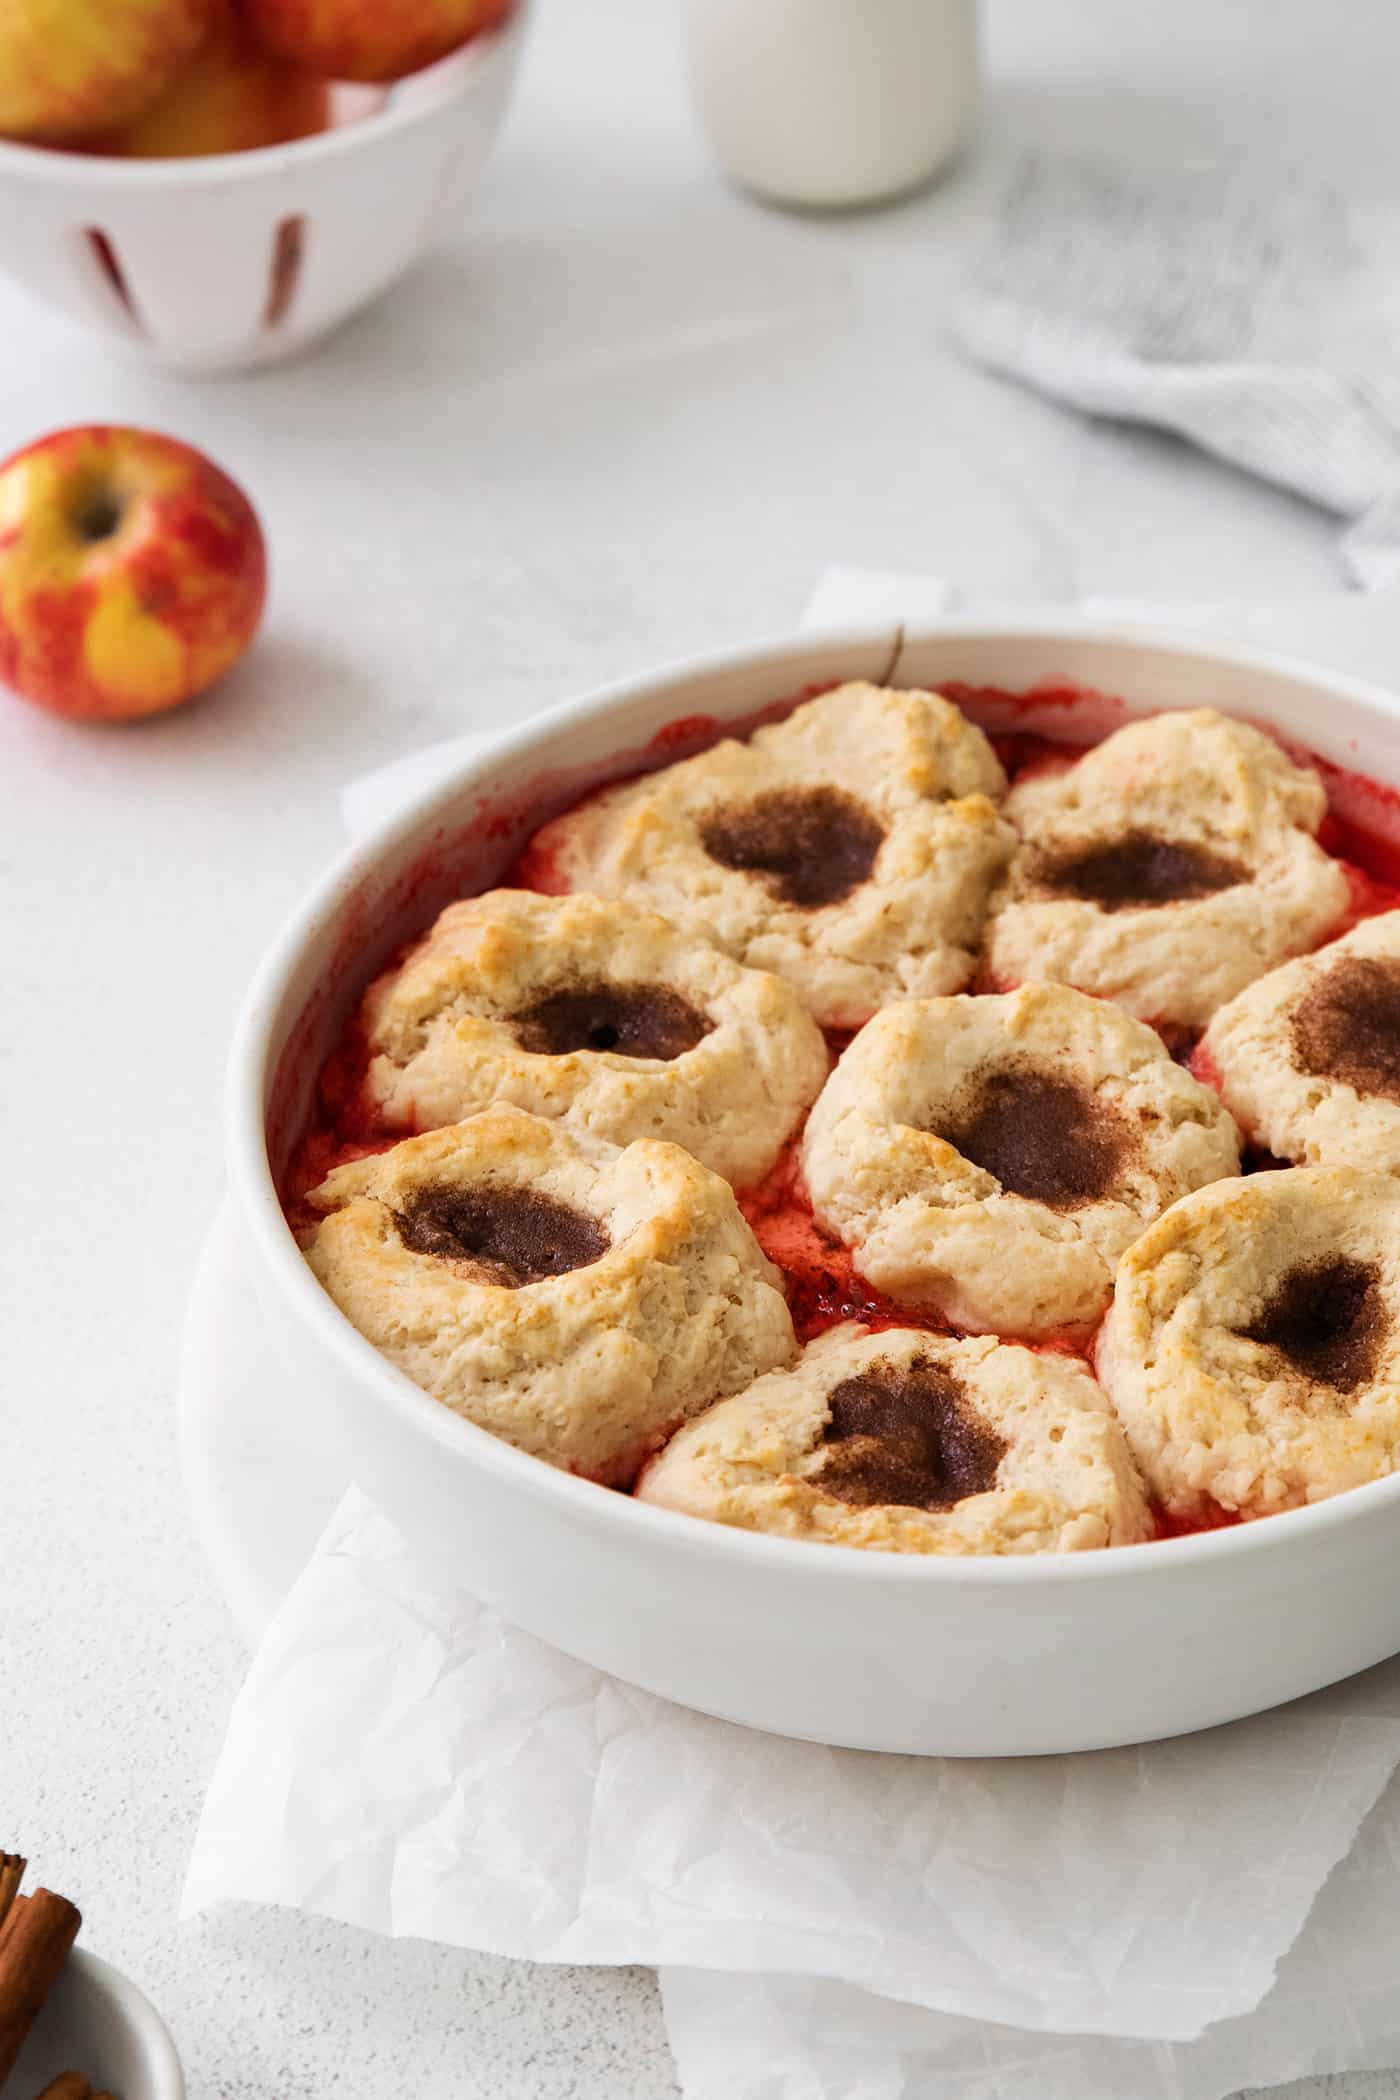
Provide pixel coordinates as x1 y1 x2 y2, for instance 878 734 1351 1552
0 0 527 374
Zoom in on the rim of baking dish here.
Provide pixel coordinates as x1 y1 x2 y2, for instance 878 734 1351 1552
227 616 1400 1589
0 3 524 184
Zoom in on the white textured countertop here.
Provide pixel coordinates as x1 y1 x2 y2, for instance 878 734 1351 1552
5 1 1400 2093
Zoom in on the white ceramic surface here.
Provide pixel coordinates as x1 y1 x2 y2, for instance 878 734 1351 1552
226 620 1400 1757
0 10 526 374
684 0 980 209
8 1947 185 2100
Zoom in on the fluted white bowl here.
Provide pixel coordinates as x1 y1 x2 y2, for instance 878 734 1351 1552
0 8 526 374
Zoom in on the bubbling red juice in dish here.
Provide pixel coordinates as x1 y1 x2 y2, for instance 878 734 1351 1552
284 680 1400 1537
737 1146 912 1343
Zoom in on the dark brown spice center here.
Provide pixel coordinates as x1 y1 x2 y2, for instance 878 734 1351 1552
816 1358 1008 1511
1292 955 1400 1104
1033 831 1248 910
512 981 711 1061
936 1064 1136 1207
1241 1255 1386 1392
699 786 884 909
397 1184 609 1287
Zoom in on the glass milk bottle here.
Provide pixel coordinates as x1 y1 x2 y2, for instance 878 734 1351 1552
684 0 980 210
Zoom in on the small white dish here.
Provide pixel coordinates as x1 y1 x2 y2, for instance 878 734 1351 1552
224 620 1400 1755
8 1947 185 2100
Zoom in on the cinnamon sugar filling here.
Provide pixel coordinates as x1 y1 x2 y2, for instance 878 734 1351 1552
699 786 884 909
1032 832 1248 911
816 1358 1008 1510
512 981 711 1061
935 1064 1137 1208
397 1185 610 1288
1241 1256 1386 1394
1293 955 1400 1103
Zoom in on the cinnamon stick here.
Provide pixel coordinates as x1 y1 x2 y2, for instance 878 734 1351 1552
0 1890 82 2087
0 1856 25 1938
29 2068 121 2099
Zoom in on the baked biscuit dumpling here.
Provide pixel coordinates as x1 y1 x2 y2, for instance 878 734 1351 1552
636 1323 1152 1554
1201 910 1400 1170
520 682 1014 1028
985 709 1348 1032
302 1109 796 1485
356 889 829 1189
800 984 1240 1338
1098 1168 1400 1519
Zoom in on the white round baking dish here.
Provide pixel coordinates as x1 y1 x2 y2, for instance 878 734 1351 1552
226 621 1400 1755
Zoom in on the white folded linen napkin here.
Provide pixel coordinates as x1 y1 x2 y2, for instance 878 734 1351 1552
190 569 1400 2100
958 155 1400 590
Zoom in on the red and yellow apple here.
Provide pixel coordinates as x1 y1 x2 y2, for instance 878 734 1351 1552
239 0 512 86
0 0 217 143
0 427 266 723
92 5 331 156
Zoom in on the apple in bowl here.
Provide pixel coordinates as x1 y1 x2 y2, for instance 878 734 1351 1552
241 0 513 84
0 0 217 143
90 9 331 157
0 426 266 722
